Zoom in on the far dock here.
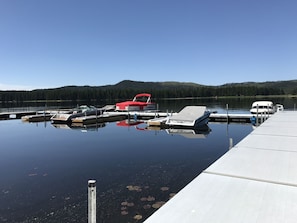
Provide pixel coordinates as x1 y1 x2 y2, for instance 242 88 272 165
1 107 271 125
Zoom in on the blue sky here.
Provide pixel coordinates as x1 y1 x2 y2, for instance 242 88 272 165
1 0 296 90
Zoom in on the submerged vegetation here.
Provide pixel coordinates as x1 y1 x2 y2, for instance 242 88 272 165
0 80 296 103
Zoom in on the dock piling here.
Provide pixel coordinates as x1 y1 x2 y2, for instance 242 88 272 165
226 104 229 123
229 138 233 150
88 180 96 223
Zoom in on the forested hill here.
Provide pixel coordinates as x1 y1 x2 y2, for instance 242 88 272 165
1 79 297 102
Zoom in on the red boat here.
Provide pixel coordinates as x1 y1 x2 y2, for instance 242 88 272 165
115 93 156 111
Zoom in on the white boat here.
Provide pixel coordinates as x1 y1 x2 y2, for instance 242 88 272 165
165 106 210 127
276 104 284 112
250 101 284 114
250 101 275 114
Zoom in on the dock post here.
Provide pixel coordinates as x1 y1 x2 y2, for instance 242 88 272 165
226 104 229 123
88 180 96 223
229 138 233 150
256 104 259 126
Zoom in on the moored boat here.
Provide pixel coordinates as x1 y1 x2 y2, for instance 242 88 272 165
115 93 156 111
165 106 210 127
147 106 210 128
250 101 274 114
276 104 284 112
51 105 101 123
250 101 284 114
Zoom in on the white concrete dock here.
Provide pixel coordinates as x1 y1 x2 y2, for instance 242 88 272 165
144 111 297 223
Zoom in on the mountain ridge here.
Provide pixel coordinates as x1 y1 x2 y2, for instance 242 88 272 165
0 79 296 102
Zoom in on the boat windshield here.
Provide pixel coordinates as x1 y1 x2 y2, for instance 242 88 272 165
252 105 273 109
133 95 151 103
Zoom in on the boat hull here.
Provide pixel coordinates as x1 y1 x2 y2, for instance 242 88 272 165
115 93 156 111
116 103 156 111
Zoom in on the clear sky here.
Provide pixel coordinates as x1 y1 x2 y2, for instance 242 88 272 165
1 0 296 90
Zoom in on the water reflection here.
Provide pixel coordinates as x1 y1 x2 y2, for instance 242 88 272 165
0 107 254 223
164 125 211 139
53 118 213 140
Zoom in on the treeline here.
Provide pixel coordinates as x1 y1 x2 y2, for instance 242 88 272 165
0 80 291 103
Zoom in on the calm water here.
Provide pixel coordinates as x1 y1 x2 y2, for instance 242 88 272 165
0 98 295 223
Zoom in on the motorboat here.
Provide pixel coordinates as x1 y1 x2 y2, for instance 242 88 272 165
250 101 284 114
276 104 284 112
250 101 275 114
147 106 210 128
51 105 101 123
115 93 156 111
165 106 210 127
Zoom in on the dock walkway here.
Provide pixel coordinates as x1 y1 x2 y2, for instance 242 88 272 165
144 111 297 223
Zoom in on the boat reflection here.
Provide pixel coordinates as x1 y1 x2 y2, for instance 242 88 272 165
147 124 211 139
116 119 144 127
52 122 106 132
52 119 211 138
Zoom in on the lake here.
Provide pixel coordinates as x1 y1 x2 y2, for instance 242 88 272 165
0 97 295 222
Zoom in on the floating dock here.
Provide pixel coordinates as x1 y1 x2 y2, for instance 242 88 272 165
71 111 171 125
144 111 297 223
71 113 127 125
209 112 272 123
0 111 37 120
21 113 53 122
1 107 273 125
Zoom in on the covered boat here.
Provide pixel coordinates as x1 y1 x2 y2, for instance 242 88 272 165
147 106 210 128
165 106 210 127
115 93 156 111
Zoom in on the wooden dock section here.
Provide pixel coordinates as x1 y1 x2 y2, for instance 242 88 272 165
21 113 53 122
144 111 297 223
71 111 171 125
71 113 127 125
